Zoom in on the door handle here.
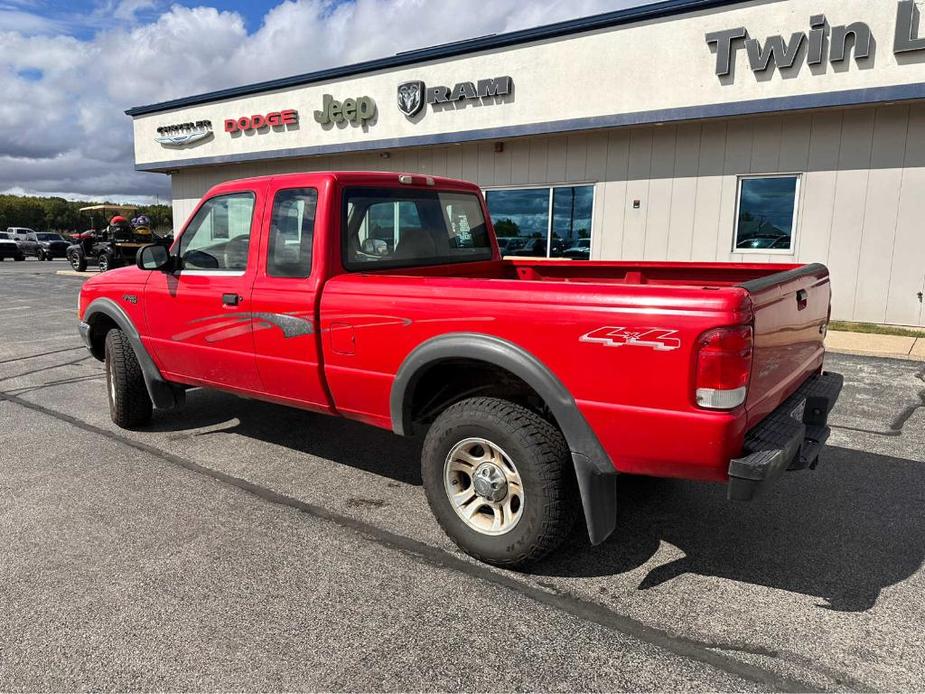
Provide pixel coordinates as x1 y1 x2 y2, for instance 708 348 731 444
796 289 808 311
222 293 243 307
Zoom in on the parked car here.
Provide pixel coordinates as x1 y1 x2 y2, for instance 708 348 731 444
32 232 71 260
736 235 791 250
496 237 527 254
7 227 39 257
0 231 25 261
562 238 591 260
77 172 842 567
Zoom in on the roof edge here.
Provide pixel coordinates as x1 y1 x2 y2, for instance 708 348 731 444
125 0 745 117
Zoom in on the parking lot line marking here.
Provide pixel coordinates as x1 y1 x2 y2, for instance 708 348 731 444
0 388 825 693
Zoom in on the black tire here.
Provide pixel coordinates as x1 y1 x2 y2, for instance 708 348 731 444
14 254 24 261
36 249 45 261
68 249 86 271
422 397 579 568
104 329 152 429
98 253 111 272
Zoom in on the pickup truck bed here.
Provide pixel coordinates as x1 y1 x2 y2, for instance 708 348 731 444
77 170 842 568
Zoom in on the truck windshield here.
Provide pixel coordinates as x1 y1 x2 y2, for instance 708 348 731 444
37 233 64 241
343 187 492 270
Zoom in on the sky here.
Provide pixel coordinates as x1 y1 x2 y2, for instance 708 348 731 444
0 0 649 205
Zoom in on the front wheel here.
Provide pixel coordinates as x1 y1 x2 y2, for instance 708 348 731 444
104 329 153 429
68 249 86 271
422 397 579 568
98 253 112 272
36 249 46 261
14 254 24 261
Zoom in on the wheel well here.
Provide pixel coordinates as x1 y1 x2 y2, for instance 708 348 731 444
404 358 559 436
87 313 119 361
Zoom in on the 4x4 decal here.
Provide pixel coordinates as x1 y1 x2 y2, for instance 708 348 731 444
580 327 681 352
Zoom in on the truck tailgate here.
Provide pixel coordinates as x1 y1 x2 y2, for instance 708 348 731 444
742 263 831 428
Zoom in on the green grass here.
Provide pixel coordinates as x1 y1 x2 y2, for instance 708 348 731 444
829 321 925 338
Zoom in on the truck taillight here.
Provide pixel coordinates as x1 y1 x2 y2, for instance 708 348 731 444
694 326 753 410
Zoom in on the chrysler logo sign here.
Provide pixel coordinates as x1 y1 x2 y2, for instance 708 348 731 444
398 76 513 117
155 120 213 147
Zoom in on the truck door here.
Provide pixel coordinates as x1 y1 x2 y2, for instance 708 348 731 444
143 189 264 392
249 183 332 411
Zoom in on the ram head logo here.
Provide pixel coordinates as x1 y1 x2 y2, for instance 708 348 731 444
397 80 424 117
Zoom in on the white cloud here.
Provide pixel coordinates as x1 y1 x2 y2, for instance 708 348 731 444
0 0 646 206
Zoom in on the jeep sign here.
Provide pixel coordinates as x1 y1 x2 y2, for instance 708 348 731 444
313 95 377 126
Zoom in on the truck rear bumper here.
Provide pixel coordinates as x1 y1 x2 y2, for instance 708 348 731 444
728 371 843 501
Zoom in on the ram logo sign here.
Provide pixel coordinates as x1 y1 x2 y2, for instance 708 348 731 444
580 327 682 352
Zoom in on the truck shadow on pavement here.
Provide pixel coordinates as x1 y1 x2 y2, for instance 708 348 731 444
148 391 922 613
533 446 925 612
146 388 424 485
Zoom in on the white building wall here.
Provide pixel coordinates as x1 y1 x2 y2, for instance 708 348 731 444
170 102 925 327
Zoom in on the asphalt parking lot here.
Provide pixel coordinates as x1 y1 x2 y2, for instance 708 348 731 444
1 259 923 692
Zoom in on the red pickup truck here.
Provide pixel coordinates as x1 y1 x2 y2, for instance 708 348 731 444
78 171 842 567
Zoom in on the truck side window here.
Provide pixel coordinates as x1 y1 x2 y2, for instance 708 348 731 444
178 192 255 271
267 188 317 278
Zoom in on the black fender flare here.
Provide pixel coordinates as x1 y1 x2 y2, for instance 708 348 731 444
81 297 183 411
390 333 617 545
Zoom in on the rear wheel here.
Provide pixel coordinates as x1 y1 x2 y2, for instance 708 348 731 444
68 249 86 271
14 254 24 261
98 253 112 272
422 397 579 567
104 329 152 429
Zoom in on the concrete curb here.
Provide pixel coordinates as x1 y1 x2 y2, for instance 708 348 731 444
55 270 98 278
826 331 925 362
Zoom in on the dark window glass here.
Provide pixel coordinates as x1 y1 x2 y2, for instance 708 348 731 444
178 193 255 271
485 188 549 257
735 177 799 252
486 186 594 259
268 188 317 278
343 188 491 270
551 186 593 258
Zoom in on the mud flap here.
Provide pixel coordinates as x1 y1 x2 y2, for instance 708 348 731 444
572 452 618 545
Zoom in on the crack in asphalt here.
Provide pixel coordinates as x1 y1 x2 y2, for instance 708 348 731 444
0 355 93 384
831 364 925 438
0 345 85 365
0 388 831 693
5 372 104 397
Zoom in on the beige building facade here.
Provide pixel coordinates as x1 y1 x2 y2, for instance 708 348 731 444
129 0 925 326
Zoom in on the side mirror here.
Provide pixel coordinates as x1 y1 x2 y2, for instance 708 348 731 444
137 244 172 271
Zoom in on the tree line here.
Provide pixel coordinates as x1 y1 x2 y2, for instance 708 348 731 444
0 194 172 233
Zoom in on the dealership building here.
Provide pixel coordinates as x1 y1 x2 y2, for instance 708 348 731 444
129 0 925 326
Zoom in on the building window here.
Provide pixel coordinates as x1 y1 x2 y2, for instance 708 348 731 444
734 175 801 253
485 185 594 259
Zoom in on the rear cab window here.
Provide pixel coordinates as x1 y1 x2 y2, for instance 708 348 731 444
267 188 317 278
343 187 492 270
